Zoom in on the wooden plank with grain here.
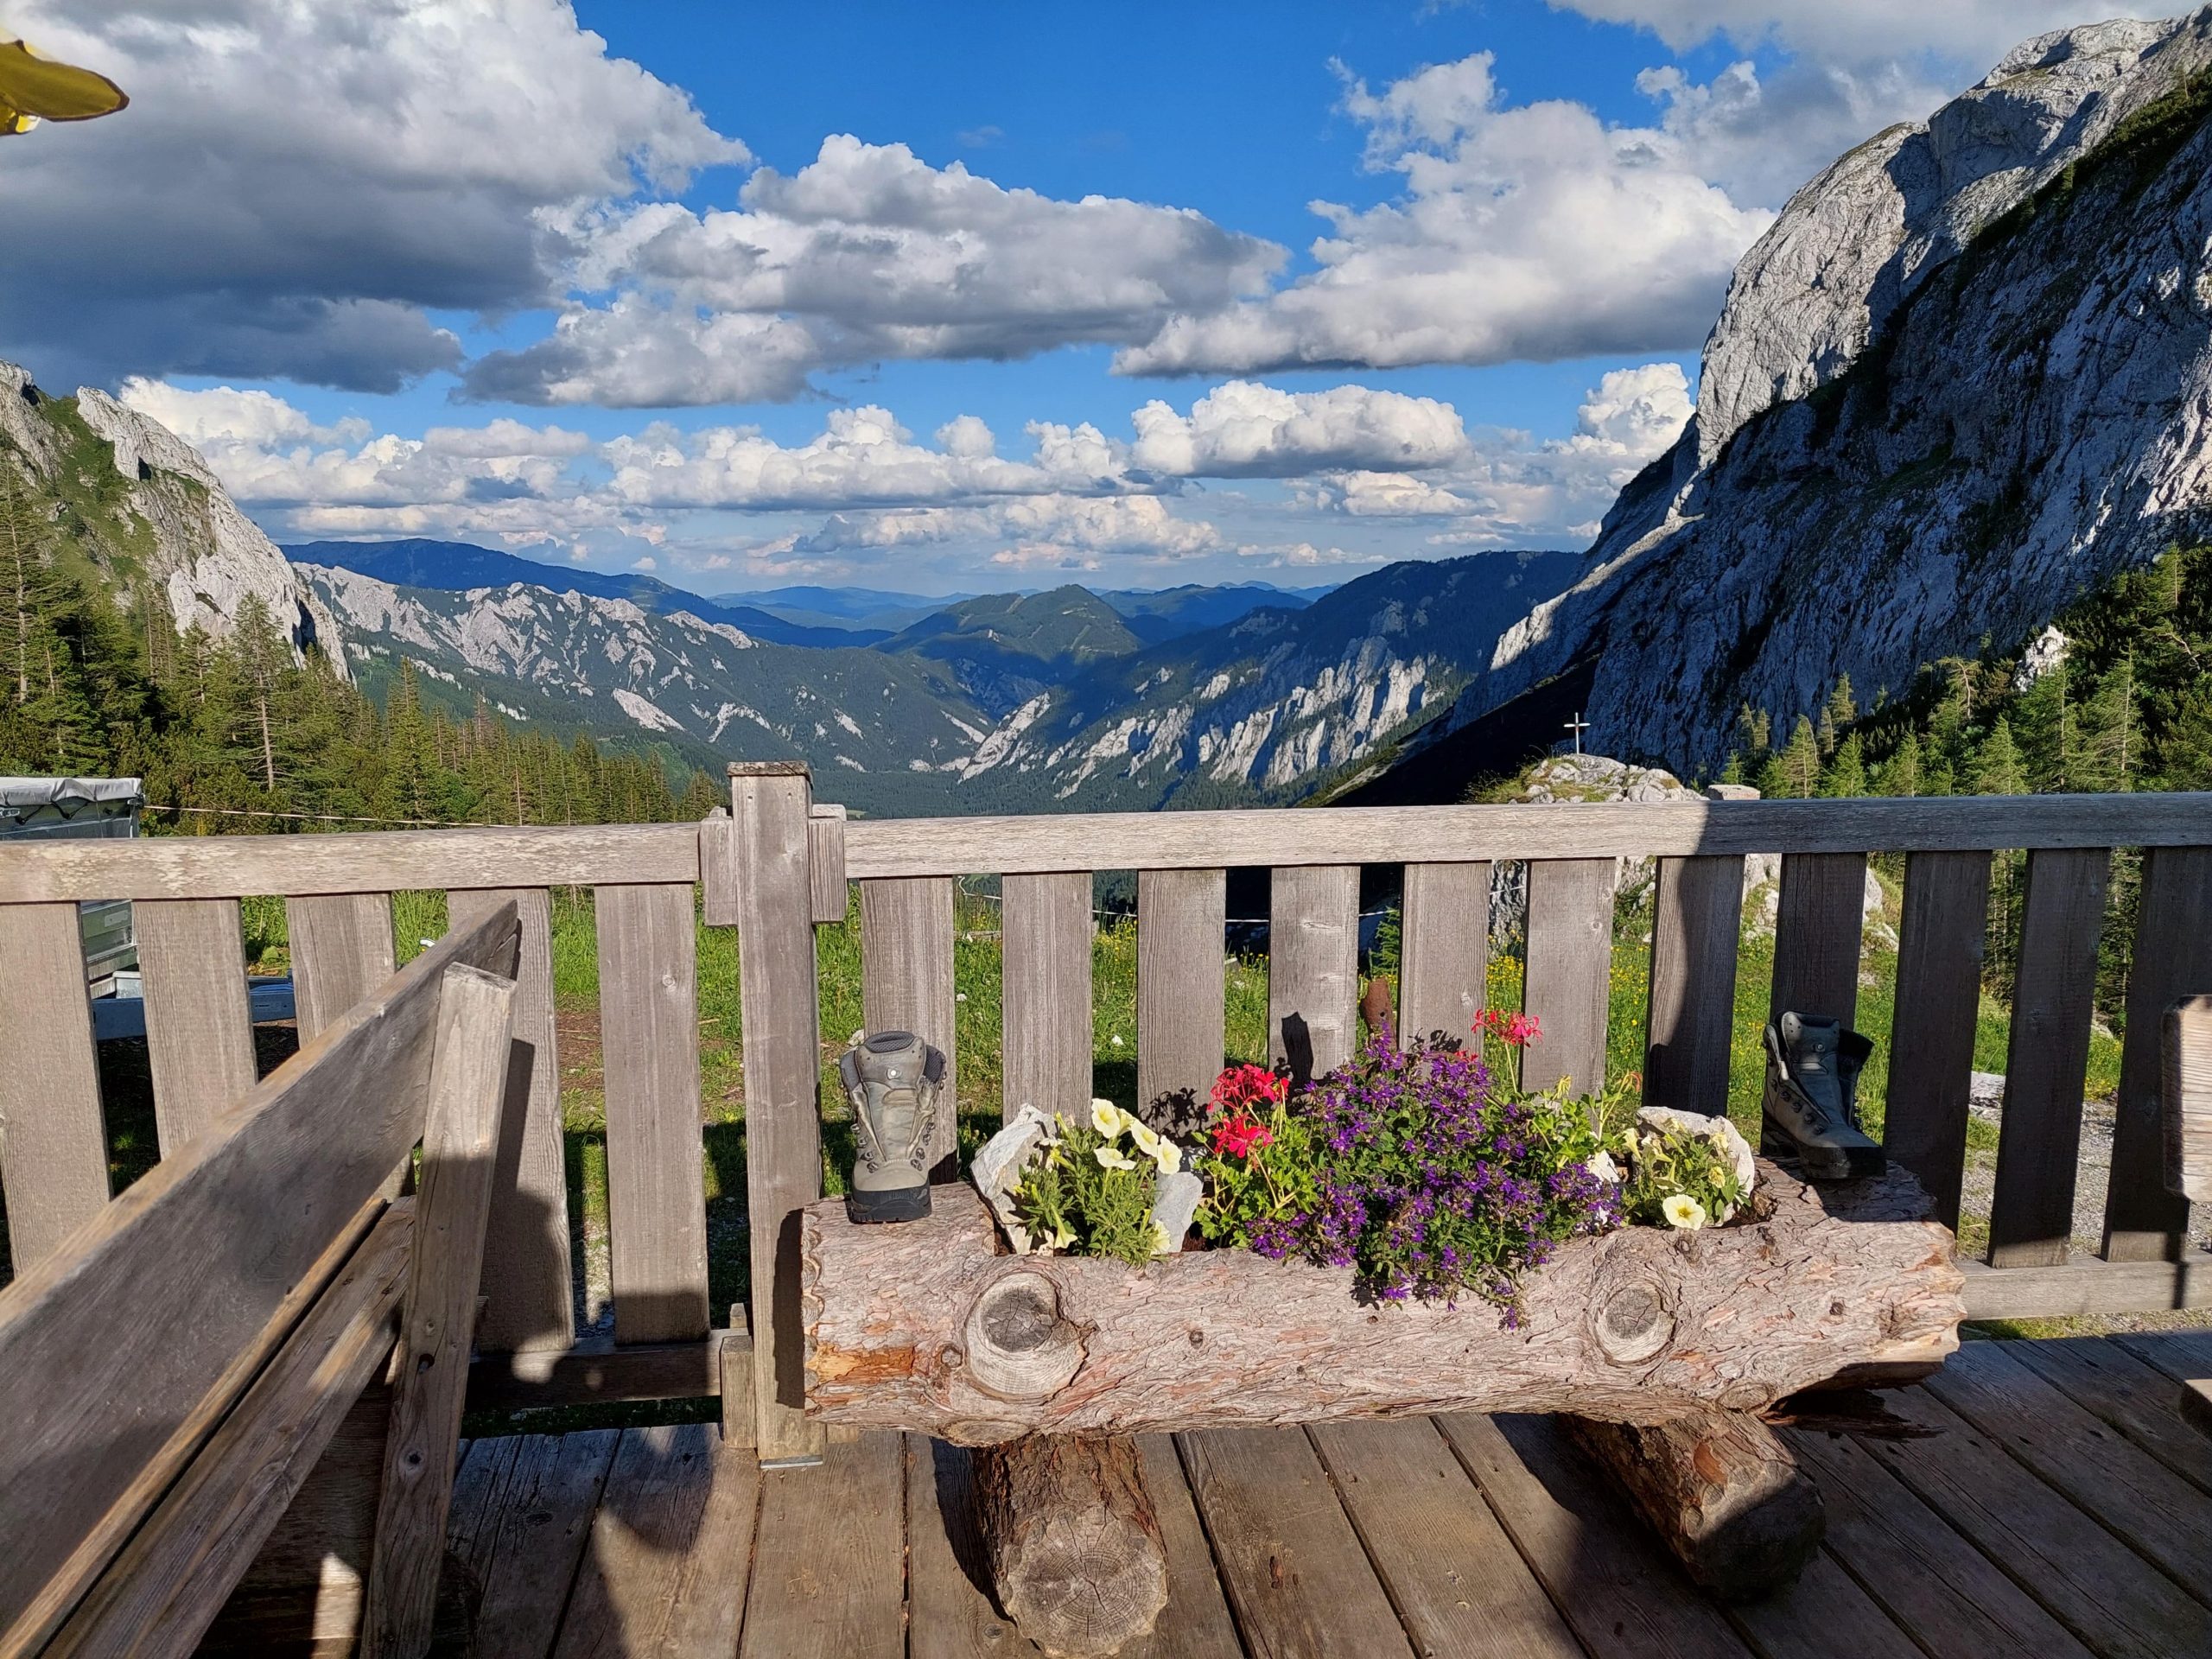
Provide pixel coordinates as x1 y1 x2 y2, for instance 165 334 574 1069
594 883 710 1346
809 803 849 925
1960 1250 2212 1319
741 1431 905 1659
1002 872 1092 1125
2171 996 2212 1206
1306 1418 1580 1659
1884 851 1992 1230
0 821 702 904
1785 1425 2095 1659
462 1431 621 1659
286 893 397 1040
861 875 960 1171
1643 855 1741 1115
0 900 110 1270
361 965 520 1659
1520 858 1616 1097
2004 1336 2212 1497
1769 852 1867 1029
1987 848 2112 1268
43 1205 414 1659
548 1424 760 1659
831 793 2212 880
1867 1383 2212 1659
1177 1426 1414 1659
2106 846 2212 1259
448 887 575 1353
1268 865 1360 1086
1136 868 1226 1116
727 764 825 1466
1398 861 1489 1047
136 897 260 1157
1726 1553 1926 1659
0 902 520 1656
1923 1338 2212 1593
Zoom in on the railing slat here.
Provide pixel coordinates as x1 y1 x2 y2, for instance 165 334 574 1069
1002 873 1092 1125
1269 866 1360 1084
808 804 849 925
1987 848 2112 1269
1136 868 1226 1114
728 764 825 1465
448 887 575 1352
285 893 397 1040
1769 853 1867 1029
860 876 959 1176
1398 861 1489 1048
1642 855 1742 1115
137 897 258 1158
2103 845 2212 1260
1884 852 1993 1231
1521 860 1616 1097
0 902 111 1270
594 883 709 1344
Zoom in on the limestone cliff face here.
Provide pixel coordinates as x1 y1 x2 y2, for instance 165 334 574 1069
1448 9 2212 775
0 360 345 672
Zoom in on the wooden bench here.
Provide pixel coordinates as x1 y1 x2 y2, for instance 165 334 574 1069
0 901 523 1659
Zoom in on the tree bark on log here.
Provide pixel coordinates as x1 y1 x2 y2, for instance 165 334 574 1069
802 1162 1961 1444
1565 1410 1824 1601
969 1435 1168 1657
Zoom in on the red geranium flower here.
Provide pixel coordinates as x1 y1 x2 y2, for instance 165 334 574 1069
1210 1111 1275 1159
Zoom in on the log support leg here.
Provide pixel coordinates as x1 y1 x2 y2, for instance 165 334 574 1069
969 1434 1169 1657
1566 1409 1823 1601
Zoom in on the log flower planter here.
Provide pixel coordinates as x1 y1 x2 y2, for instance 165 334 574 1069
800 1160 1964 1445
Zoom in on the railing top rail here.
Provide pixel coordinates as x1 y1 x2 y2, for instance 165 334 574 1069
0 821 699 903
839 792 2212 878
3 791 2210 901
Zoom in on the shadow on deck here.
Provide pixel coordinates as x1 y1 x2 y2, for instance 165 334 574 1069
416 1332 2212 1659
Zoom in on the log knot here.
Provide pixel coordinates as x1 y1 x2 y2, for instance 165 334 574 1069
1592 1273 1675 1367
962 1269 1085 1402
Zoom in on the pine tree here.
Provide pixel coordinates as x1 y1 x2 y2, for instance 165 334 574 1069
1776 715 1821 799
1873 730 1923 797
1974 716 2026 797
1821 732 1866 798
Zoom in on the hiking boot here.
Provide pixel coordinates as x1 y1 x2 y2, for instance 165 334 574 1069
1762 1012 1884 1180
839 1030 945 1223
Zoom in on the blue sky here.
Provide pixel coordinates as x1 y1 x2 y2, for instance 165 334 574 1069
0 1 2168 593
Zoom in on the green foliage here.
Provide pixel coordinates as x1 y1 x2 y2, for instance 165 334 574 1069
1010 1103 1171 1266
1617 1119 1749 1230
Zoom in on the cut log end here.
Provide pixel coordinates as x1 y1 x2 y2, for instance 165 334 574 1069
1567 1409 1824 1601
970 1435 1168 1657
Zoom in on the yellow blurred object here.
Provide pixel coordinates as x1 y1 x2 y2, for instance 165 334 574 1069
0 35 129 137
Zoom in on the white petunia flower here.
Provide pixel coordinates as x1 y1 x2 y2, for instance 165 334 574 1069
1662 1194 1707 1230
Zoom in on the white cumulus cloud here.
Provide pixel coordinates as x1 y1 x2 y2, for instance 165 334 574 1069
1129 381 1470 477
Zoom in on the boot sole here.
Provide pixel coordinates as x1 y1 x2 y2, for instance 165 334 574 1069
848 1183 932 1224
1761 1118 1886 1182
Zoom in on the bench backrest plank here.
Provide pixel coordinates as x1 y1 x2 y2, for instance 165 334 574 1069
0 900 113 1270
0 902 519 1654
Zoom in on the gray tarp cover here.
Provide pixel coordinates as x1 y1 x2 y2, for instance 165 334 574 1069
0 777 144 810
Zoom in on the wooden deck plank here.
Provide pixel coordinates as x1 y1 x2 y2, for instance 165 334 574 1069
1436 1414 1754 1659
467 1431 621 1659
549 1424 760 1659
1883 850 1992 1230
1987 848 2111 1268
1306 1418 1580 1659
1268 866 1361 1086
1398 861 1490 1048
861 876 960 1171
442 1435 524 1618
906 1433 1240 1659
2005 1336 2212 1497
1643 855 1743 1116
448 887 575 1353
136 896 259 1157
1136 868 1227 1115
1726 1553 1924 1659
1784 1426 2096 1659
1520 859 1616 1096
1923 1339 2212 1596
594 883 710 1345
1002 872 1093 1125
1179 1426 1414 1659
0 900 110 1270
1867 1383 2212 1659
741 1430 905 1659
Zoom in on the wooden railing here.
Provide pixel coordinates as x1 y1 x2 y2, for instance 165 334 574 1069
3 774 2210 1465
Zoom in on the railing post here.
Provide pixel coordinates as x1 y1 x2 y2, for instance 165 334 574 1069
727 762 827 1466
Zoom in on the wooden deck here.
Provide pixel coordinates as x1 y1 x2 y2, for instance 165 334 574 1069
427 1332 2212 1659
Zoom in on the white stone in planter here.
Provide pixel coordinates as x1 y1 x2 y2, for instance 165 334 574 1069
1635 1106 1758 1224
1152 1169 1203 1255
973 1104 1054 1254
